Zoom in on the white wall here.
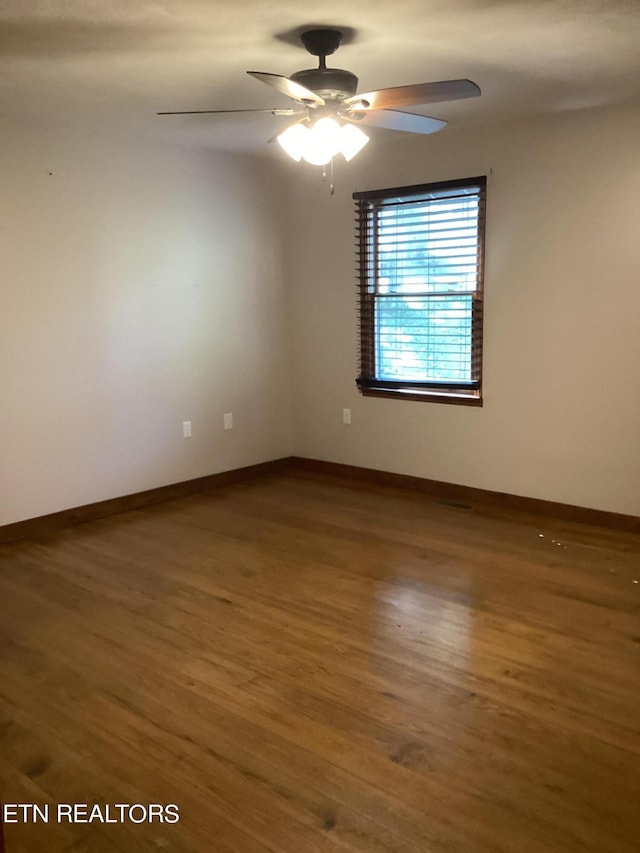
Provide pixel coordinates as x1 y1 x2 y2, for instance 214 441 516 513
1 120 292 525
285 102 640 516
4 103 640 525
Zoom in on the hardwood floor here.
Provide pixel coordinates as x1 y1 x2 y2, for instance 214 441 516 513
0 469 638 852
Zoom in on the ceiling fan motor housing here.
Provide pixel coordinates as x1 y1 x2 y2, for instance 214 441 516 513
290 68 359 101
293 28 358 101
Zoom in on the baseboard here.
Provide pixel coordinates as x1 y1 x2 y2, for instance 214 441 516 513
288 457 640 534
0 458 293 546
3 454 638 546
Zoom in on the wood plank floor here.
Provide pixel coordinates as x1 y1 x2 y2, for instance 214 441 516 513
0 469 639 852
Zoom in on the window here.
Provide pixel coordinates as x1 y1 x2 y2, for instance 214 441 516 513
354 176 486 405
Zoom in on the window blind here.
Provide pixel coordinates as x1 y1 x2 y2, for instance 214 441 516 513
354 176 486 402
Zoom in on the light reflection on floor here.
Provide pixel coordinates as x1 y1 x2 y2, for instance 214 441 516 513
373 576 473 665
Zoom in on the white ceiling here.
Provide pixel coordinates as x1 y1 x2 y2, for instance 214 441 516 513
2 0 640 153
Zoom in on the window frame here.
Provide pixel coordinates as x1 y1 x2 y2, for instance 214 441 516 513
354 175 487 406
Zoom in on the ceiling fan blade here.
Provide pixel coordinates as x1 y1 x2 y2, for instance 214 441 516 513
346 109 446 135
247 71 325 106
157 108 302 116
344 79 480 111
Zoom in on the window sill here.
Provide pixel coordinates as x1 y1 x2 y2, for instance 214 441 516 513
359 387 483 406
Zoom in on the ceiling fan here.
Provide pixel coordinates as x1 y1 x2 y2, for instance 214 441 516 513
158 28 481 167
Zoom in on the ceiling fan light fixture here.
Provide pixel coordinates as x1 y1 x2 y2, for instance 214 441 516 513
277 116 369 166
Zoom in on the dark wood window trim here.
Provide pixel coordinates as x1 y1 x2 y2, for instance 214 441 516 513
354 176 487 405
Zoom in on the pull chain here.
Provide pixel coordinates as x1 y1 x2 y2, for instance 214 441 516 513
321 160 336 195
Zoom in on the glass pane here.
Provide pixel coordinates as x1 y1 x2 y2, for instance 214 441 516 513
375 294 472 382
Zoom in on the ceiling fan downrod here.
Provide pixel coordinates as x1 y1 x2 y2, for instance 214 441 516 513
291 29 359 101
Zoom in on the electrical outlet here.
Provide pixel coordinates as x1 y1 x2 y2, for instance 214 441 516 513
342 408 351 425
182 420 192 438
224 412 233 430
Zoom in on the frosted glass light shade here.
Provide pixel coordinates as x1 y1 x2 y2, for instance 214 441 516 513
340 123 369 161
277 123 308 161
302 117 342 166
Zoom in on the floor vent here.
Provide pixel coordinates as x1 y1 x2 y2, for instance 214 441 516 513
432 499 473 511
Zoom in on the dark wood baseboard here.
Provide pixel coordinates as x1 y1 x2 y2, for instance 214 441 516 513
288 457 640 534
0 458 292 546
3 455 638 546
